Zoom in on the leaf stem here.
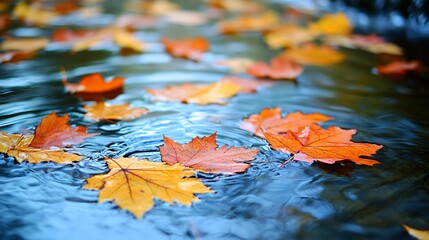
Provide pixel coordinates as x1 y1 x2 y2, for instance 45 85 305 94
278 155 294 168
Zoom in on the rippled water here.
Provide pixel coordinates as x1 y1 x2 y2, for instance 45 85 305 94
1 1 429 240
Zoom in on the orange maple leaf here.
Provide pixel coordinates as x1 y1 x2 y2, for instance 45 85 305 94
376 61 420 76
83 102 148 121
160 133 259 174
29 112 97 149
282 44 345 66
52 28 96 43
241 108 331 138
160 37 209 61
264 125 382 166
0 51 36 64
247 57 303 80
62 71 125 100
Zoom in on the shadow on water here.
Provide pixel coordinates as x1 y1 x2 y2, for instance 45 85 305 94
1 0 429 239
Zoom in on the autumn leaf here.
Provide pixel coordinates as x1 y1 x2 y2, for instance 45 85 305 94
220 76 272 93
13 1 57 26
0 51 36 64
160 133 259 174
71 28 114 52
217 11 279 34
84 157 212 218
146 80 241 105
264 24 315 49
114 29 145 53
161 37 209 61
114 15 155 30
325 34 403 55
83 102 148 121
240 108 331 138
282 44 345 65
403 225 429 240
208 0 263 13
162 10 208 26
216 58 256 73
309 13 352 36
29 112 96 149
247 57 303 80
52 28 96 43
0 15 10 32
264 125 382 166
1 38 48 52
63 71 125 100
53 1 80 15
376 61 420 76
0 132 81 164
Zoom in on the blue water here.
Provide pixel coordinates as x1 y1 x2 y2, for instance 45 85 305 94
1 1 429 239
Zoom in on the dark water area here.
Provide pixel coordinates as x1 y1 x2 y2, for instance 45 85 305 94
1 1 429 240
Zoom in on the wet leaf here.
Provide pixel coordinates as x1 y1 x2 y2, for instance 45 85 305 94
403 225 429 240
13 1 57 26
264 125 382 166
217 11 279 34
247 57 303 80
160 133 259 174
53 1 80 15
264 24 315 49
52 28 96 43
83 102 148 121
84 157 211 218
71 28 115 52
0 132 81 164
220 76 273 93
0 51 36 64
161 37 209 61
216 58 256 73
162 10 208 26
29 112 97 149
325 34 403 55
282 44 345 65
309 13 352 36
376 61 420 76
114 29 145 53
147 80 241 105
63 72 125 98
241 108 331 138
0 38 48 52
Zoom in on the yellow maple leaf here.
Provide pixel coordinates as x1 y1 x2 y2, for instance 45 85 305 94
114 29 145 52
147 81 242 105
84 157 212 218
309 12 352 36
0 131 81 164
264 24 315 49
282 44 345 66
83 102 148 121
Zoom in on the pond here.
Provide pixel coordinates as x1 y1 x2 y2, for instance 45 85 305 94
1 1 429 239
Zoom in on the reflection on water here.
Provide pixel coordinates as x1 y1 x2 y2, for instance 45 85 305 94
1 0 429 239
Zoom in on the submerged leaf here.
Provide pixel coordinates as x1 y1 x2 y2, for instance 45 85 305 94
160 133 259 174
84 157 212 218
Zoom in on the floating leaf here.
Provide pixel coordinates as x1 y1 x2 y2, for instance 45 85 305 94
0 38 48 52
147 81 241 105
216 58 256 73
309 13 352 36
217 11 279 34
264 125 382 166
83 102 148 121
282 44 345 65
161 37 209 61
114 29 145 53
0 51 36 64
84 157 211 218
52 28 96 43
403 225 429 240
376 61 420 76
220 76 272 93
247 57 303 80
325 34 403 55
13 1 57 26
264 24 315 49
162 10 208 26
160 133 259 174
241 108 331 138
29 112 97 149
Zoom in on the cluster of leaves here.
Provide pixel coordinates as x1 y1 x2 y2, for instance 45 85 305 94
0 2 423 234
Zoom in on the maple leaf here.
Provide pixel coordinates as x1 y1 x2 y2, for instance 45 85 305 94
241 108 331 138
247 57 303 80
160 133 259 174
264 125 382 166
84 157 212 218
0 131 81 164
146 80 241 105
376 61 420 76
264 24 315 49
52 28 96 43
217 11 279 34
220 76 272 93
282 44 345 66
403 225 429 240
0 51 36 64
114 29 146 53
309 13 352 36
1 38 48 52
12 1 57 26
83 102 148 121
161 37 209 61
29 112 96 149
63 71 125 101
216 58 256 73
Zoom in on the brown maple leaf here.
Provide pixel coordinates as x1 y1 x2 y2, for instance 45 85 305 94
29 112 97 149
83 102 148 121
264 125 382 166
241 108 332 138
160 37 209 61
247 57 303 80
84 157 212 218
160 133 259 174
